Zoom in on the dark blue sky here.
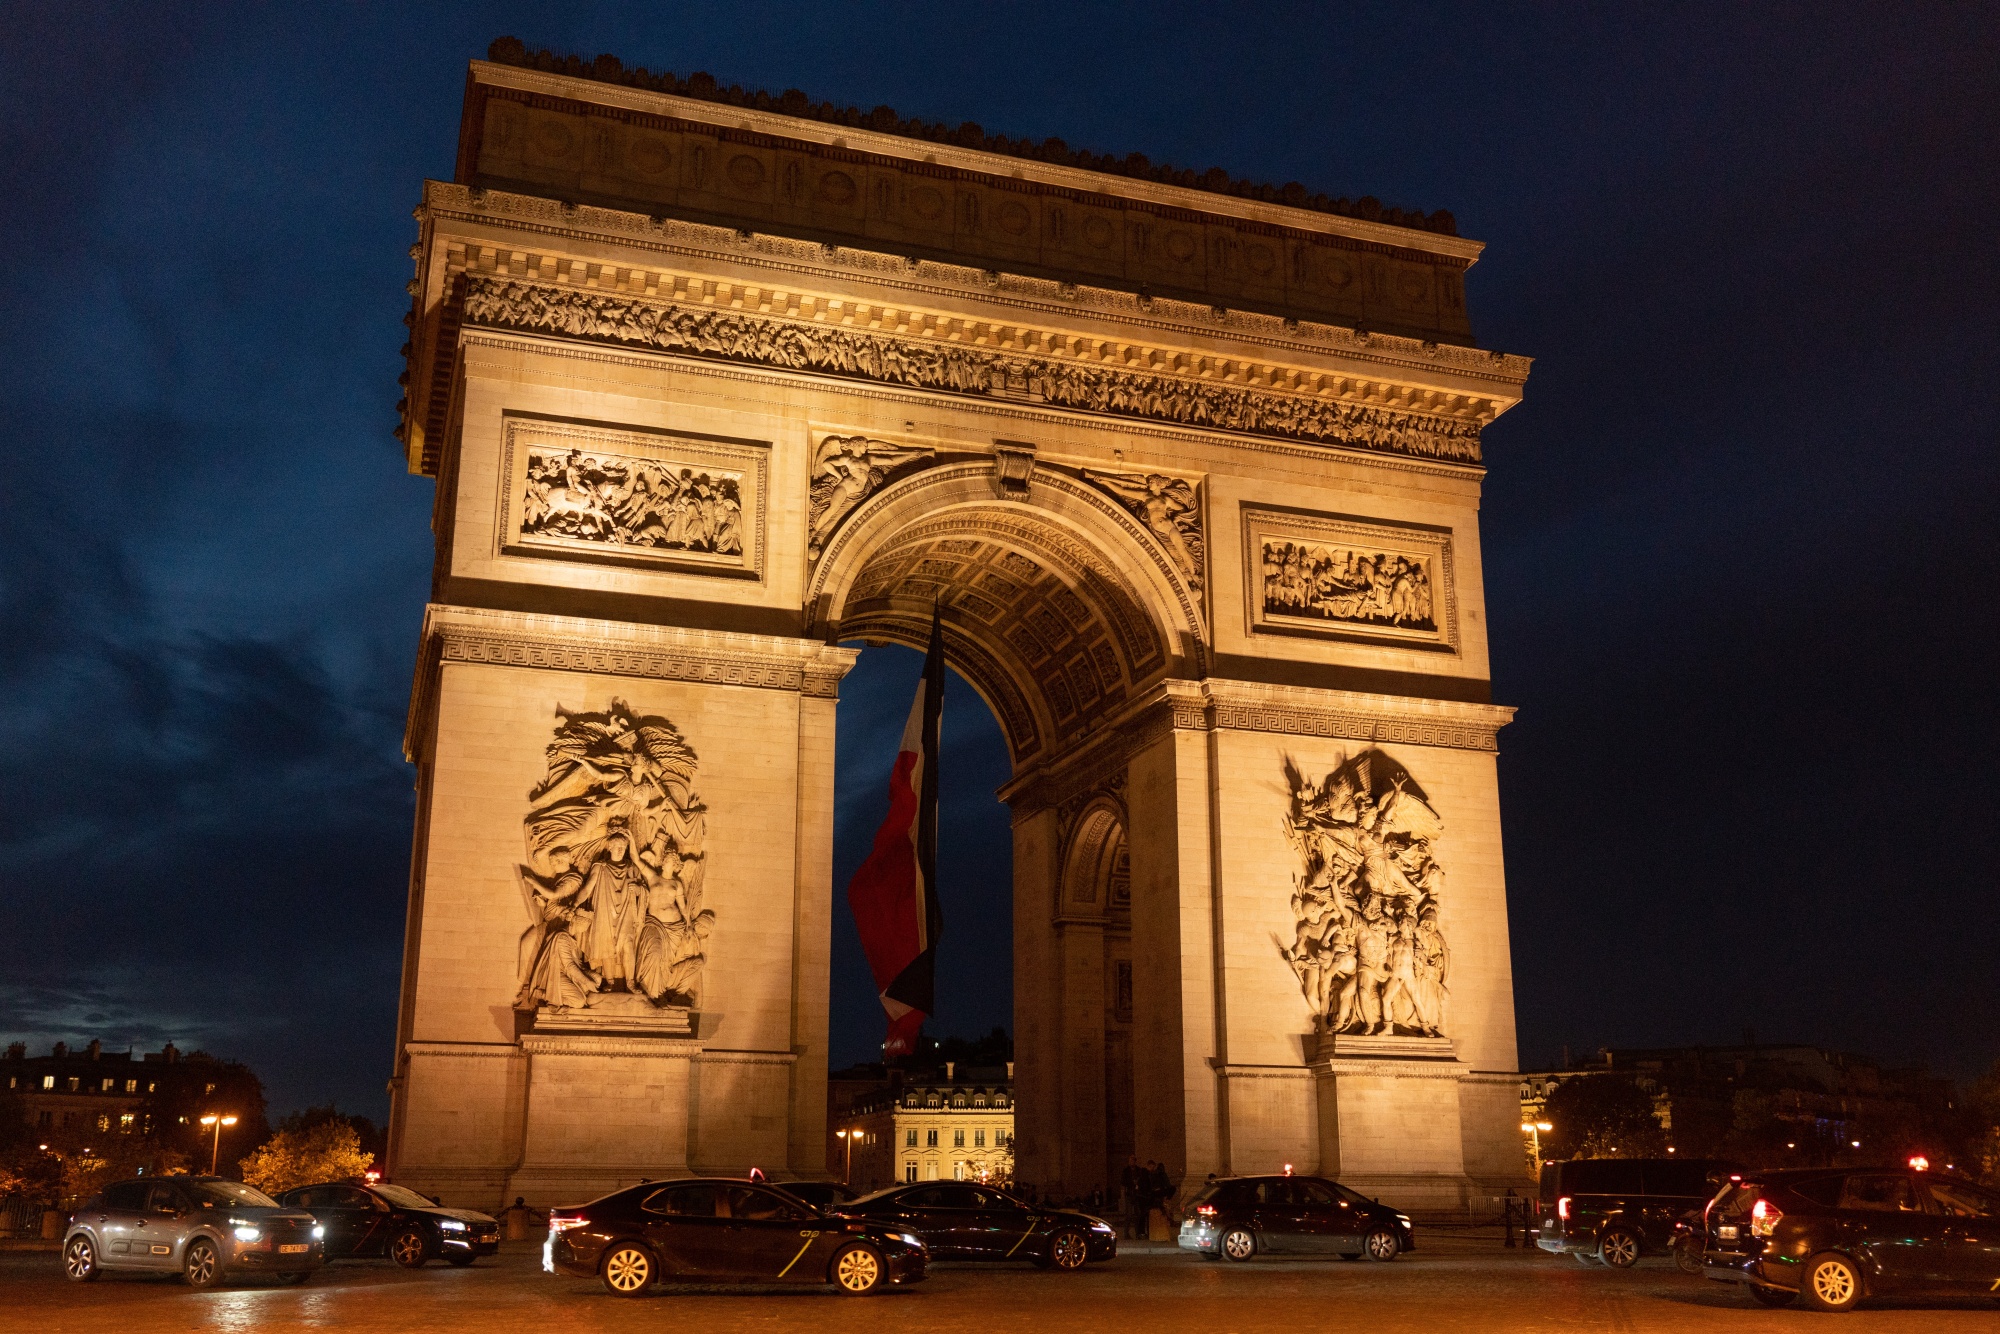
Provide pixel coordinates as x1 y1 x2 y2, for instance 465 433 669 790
3 4 1995 1121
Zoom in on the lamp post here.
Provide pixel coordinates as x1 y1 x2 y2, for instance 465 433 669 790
198 1114 238 1175
836 1128 855 1185
1521 1120 1552 1176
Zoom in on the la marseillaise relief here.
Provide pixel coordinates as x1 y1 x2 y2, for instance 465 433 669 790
514 700 716 1025
1280 750 1449 1040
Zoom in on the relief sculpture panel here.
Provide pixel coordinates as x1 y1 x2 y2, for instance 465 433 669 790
1279 749 1449 1041
1082 469 1204 596
1242 505 1455 650
807 433 935 560
501 417 767 577
514 699 715 1030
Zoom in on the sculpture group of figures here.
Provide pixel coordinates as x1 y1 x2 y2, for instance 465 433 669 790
514 700 716 1014
1084 469 1205 592
522 446 744 555
1279 750 1449 1038
807 434 935 558
1262 540 1434 631
463 277 1485 463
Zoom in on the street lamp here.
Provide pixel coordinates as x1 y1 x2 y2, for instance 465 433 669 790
1521 1121 1552 1174
198 1114 238 1175
835 1128 855 1185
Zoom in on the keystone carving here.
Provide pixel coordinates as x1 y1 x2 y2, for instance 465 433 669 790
514 700 715 1016
1083 469 1203 593
808 435 934 559
460 277 1484 463
1279 750 1448 1039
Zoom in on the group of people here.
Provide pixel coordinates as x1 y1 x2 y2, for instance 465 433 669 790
522 446 744 556
1262 540 1436 631
1118 1156 1180 1238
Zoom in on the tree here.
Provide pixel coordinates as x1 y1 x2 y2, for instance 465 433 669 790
1541 1075 1667 1160
238 1119 373 1194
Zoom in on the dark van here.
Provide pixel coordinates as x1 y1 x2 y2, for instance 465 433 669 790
1536 1158 1735 1267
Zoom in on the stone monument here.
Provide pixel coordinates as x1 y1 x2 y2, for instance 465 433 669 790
386 41 1533 1211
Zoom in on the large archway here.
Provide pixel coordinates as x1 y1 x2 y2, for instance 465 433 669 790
814 460 1201 1196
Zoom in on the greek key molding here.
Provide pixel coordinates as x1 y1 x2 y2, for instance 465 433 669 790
1211 703 1498 752
459 276 1482 463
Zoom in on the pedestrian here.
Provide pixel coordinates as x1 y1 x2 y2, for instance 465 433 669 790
1148 1160 1175 1234
1120 1155 1145 1239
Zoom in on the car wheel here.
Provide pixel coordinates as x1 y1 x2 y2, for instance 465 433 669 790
389 1227 430 1268
183 1238 222 1289
1598 1228 1640 1269
63 1235 99 1282
1363 1227 1400 1261
1747 1282 1797 1308
1220 1227 1256 1262
830 1243 884 1295
446 1252 477 1267
600 1241 654 1296
1672 1238 1704 1276
1047 1228 1089 1271
1800 1252 1862 1313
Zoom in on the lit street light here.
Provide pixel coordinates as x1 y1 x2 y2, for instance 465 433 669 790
198 1113 239 1175
835 1128 855 1185
1521 1120 1552 1174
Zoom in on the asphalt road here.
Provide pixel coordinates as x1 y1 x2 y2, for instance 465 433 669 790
2 1237 1995 1332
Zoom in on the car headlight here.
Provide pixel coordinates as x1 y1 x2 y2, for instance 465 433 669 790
311 1225 325 1240
1395 1215 1412 1227
233 1226 262 1242
896 1232 923 1249
1091 1222 1114 1234
439 1219 468 1232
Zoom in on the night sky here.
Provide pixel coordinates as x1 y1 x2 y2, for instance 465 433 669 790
4 4 1995 1124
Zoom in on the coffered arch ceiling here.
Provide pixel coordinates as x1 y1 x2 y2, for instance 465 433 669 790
812 463 1202 770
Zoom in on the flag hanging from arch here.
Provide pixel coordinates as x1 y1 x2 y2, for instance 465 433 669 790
845 605 945 1058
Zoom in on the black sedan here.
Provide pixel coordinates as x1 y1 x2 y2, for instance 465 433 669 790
1704 1166 2000 1312
781 1181 859 1211
1178 1174 1414 1261
833 1182 1116 1270
279 1181 499 1267
545 1177 926 1296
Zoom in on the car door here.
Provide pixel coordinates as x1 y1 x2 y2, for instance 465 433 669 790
638 1182 734 1277
1248 1179 1311 1253
1298 1179 1364 1253
129 1183 188 1270
1836 1172 1950 1288
964 1187 1039 1259
721 1185 826 1280
319 1186 389 1256
1922 1176 2000 1292
889 1186 958 1255
92 1182 150 1268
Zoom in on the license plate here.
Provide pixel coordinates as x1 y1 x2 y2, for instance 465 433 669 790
1717 1226 1738 1241
279 1243 309 1253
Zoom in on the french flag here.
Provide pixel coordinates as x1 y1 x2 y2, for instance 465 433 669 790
846 605 945 1058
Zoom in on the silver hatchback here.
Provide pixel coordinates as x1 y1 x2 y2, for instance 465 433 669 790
64 1176 323 1288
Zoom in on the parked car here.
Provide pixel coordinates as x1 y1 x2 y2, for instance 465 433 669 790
833 1181 1116 1269
1535 1157 1736 1267
544 1177 927 1296
1177 1174 1413 1261
63 1176 323 1288
780 1181 858 1212
278 1181 499 1267
1703 1166 2000 1312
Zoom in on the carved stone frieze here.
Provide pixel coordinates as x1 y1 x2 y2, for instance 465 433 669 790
1279 749 1449 1040
1242 506 1456 651
807 434 934 560
515 700 716 1018
459 277 1484 463
1082 469 1204 595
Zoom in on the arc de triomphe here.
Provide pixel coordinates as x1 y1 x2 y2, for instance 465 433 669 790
386 48 1532 1211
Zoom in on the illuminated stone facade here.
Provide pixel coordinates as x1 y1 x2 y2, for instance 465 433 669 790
838 1068 1017 1191
387 49 1532 1212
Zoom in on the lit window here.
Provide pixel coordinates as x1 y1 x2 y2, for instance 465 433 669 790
102 1078 114 1092
973 1096 987 1108
67 1077 79 1091
204 1083 215 1095
42 1076 53 1090
952 1096 967 1108
147 1082 156 1093
975 1129 986 1147
125 1079 137 1093
926 1130 938 1147
120 1114 135 1133
5 1076 14 1090
953 1130 965 1148
926 1096 940 1108
96 1114 110 1132
953 1162 966 1180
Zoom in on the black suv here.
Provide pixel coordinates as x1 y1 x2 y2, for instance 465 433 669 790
1703 1166 2000 1312
1178 1174 1413 1261
278 1181 499 1266
1535 1157 1735 1267
833 1181 1116 1269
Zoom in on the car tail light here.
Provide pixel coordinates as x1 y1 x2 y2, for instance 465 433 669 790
1557 1196 1571 1221
547 1213 588 1233
1196 1204 1216 1218
1749 1199 1781 1238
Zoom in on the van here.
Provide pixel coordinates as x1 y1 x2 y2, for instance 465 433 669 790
1535 1157 1736 1267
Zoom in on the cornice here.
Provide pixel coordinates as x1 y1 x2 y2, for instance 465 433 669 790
1200 678 1515 753
468 61 1485 263
402 604 857 761
421 180 1531 391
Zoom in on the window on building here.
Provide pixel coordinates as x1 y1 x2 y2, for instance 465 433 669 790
6 1076 14 1090
96 1114 110 1132
42 1075 54 1090
975 1129 985 1147
953 1095 967 1108
124 1079 137 1093
973 1096 987 1108
926 1095 940 1108
953 1162 966 1180
119 1114 136 1133
993 1095 1007 1108
904 1163 917 1182
204 1083 215 1095
905 1128 917 1148
953 1130 965 1148
36 1111 51 1129
926 1129 938 1147
67 1077 79 1092
146 1082 156 1093
904 1095 917 1108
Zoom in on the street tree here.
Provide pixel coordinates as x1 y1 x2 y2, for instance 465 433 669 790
1541 1075 1667 1159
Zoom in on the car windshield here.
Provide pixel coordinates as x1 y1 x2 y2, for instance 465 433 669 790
845 1185 911 1207
186 1181 280 1209
373 1185 440 1209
